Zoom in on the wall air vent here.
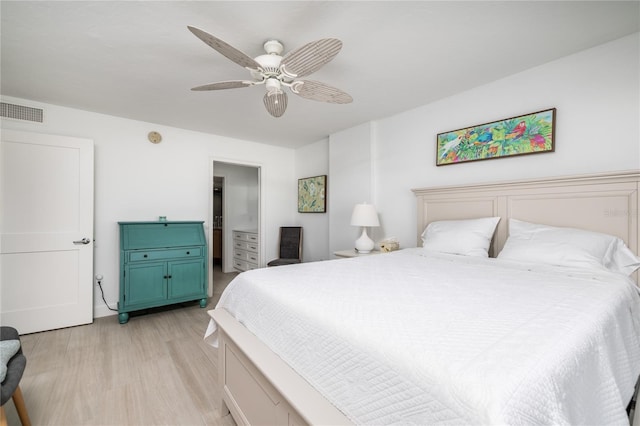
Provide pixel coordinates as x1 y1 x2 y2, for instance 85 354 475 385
0 102 44 123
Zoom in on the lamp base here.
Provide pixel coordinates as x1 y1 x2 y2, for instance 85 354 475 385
354 228 374 253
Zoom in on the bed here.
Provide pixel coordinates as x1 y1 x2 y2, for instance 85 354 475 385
205 170 640 425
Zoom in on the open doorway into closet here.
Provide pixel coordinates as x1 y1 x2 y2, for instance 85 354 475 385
212 176 224 266
209 160 261 298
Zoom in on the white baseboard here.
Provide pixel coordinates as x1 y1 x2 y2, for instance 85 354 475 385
94 303 118 319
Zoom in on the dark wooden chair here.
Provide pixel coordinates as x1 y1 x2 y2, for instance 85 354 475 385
267 227 303 266
0 326 31 426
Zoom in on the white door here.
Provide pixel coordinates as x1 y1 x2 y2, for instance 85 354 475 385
1 130 94 334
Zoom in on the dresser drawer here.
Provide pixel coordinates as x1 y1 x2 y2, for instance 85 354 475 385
233 231 259 243
233 240 259 253
233 249 259 264
129 247 202 262
233 259 248 271
233 259 259 272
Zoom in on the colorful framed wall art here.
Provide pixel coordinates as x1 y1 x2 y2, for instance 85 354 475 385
436 108 556 166
298 175 326 213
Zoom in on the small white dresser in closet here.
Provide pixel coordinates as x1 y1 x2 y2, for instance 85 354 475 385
232 230 259 272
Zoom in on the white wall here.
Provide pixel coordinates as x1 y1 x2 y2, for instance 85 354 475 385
328 122 379 255
0 96 296 318
294 138 330 262
331 32 640 251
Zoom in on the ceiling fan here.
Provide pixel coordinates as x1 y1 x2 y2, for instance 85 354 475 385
187 26 353 118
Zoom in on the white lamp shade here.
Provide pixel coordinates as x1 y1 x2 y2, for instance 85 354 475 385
350 203 380 227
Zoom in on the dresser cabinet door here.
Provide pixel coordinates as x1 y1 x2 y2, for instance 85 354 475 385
168 259 205 299
124 261 167 307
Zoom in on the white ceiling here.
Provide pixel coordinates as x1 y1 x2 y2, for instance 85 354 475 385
2 1 638 149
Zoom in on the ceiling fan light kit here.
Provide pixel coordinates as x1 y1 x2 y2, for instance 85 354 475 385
265 78 282 94
187 26 352 117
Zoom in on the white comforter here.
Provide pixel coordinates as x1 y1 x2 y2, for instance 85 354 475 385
205 249 640 425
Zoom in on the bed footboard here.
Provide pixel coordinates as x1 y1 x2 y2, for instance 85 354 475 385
209 309 352 426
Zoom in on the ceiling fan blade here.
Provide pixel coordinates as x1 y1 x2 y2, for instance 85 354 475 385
280 38 342 78
191 81 252 91
291 80 353 104
187 26 261 71
263 91 288 117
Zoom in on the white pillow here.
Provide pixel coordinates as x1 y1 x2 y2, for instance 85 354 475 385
498 219 640 275
421 217 500 257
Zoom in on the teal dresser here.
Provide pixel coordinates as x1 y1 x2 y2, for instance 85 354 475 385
118 221 208 324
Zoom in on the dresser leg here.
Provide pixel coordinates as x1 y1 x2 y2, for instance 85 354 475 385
118 312 129 324
199 298 207 308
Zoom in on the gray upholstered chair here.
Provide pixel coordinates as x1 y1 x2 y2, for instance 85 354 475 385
267 227 303 266
1 326 31 426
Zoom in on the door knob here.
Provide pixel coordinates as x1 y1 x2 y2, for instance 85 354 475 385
73 238 91 245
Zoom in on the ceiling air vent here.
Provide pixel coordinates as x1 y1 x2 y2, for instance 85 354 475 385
1 102 44 123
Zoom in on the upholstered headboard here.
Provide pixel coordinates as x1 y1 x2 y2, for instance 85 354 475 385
412 171 640 260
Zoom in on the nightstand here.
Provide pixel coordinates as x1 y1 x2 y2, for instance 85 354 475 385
333 249 382 258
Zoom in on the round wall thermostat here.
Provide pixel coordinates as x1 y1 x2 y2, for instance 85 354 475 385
148 131 162 144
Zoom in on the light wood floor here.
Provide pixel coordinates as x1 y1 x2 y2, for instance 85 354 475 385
4 265 238 426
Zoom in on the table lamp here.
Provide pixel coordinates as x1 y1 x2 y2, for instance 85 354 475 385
350 202 380 253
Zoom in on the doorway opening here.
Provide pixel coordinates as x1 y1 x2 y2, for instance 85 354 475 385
212 176 224 268
209 160 261 299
